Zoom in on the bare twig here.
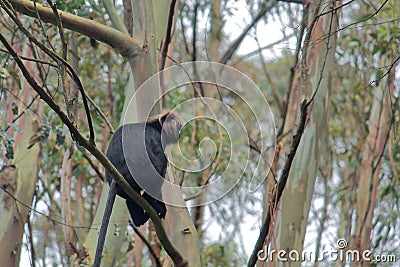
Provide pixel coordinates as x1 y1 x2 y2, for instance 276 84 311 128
276 4 307 138
220 0 278 64
311 0 391 47
0 185 90 229
179 3 190 55
82 153 105 182
26 209 37 267
247 100 308 267
86 94 115 134
4 94 40 131
316 0 355 18
254 32 283 116
191 1 199 63
159 0 177 71
32 0 56 53
0 48 57 67
129 222 162 267
300 1 322 103
239 32 296 61
335 0 389 33
307 0 336 106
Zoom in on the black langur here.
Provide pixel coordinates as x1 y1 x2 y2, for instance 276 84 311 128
93 111 182 267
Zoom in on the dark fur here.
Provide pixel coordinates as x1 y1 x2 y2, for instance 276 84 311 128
94 111 181 266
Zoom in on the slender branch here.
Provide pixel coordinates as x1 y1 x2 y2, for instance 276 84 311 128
0 33 188 267
179 3 190 55
247 100 308 267
86 94 115 134
312 0 391 46
277 3 307 138
4 94 40 131
190 1 205 96
159 0 177 105
46 0 67 59
191 1 199 62
47 0 78 132
33 0 56 52
33 0 56 53
129 222 162 267
159 0 177 71
239 33 296 61
220 0 278 64
68 33 80 129
300 0 322 101
0 48 57 67
2 46 113 136
82 153 105 182
316 0 355 18
0 184 90 229
26 209 37 267
307 0 336 106
335 0 389 33
254 32 283 117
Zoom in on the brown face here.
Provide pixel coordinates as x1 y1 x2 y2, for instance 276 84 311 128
162 113 182 145
162 114 182 145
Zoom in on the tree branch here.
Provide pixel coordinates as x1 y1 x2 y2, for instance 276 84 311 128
247 100 308 267
159 0 177 72
129 222 162 267
5 0 142 59
220 0 277 64
82 153 105 182
277 3 307 138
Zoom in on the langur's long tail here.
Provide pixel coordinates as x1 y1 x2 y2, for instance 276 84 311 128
94 180 118 267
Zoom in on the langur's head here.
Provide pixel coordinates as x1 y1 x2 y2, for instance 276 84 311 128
150 110 182 146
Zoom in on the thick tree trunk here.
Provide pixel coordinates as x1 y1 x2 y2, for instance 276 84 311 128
0 47 41 267
273 1 339 266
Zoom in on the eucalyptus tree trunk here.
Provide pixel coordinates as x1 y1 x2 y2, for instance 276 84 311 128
85 1 200 266
273 1 339 266
352 60 395 264
83 2 132 265
0 47 41 267
152 1 201 265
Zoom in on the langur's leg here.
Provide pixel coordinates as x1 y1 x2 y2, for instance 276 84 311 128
126 197 148 226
